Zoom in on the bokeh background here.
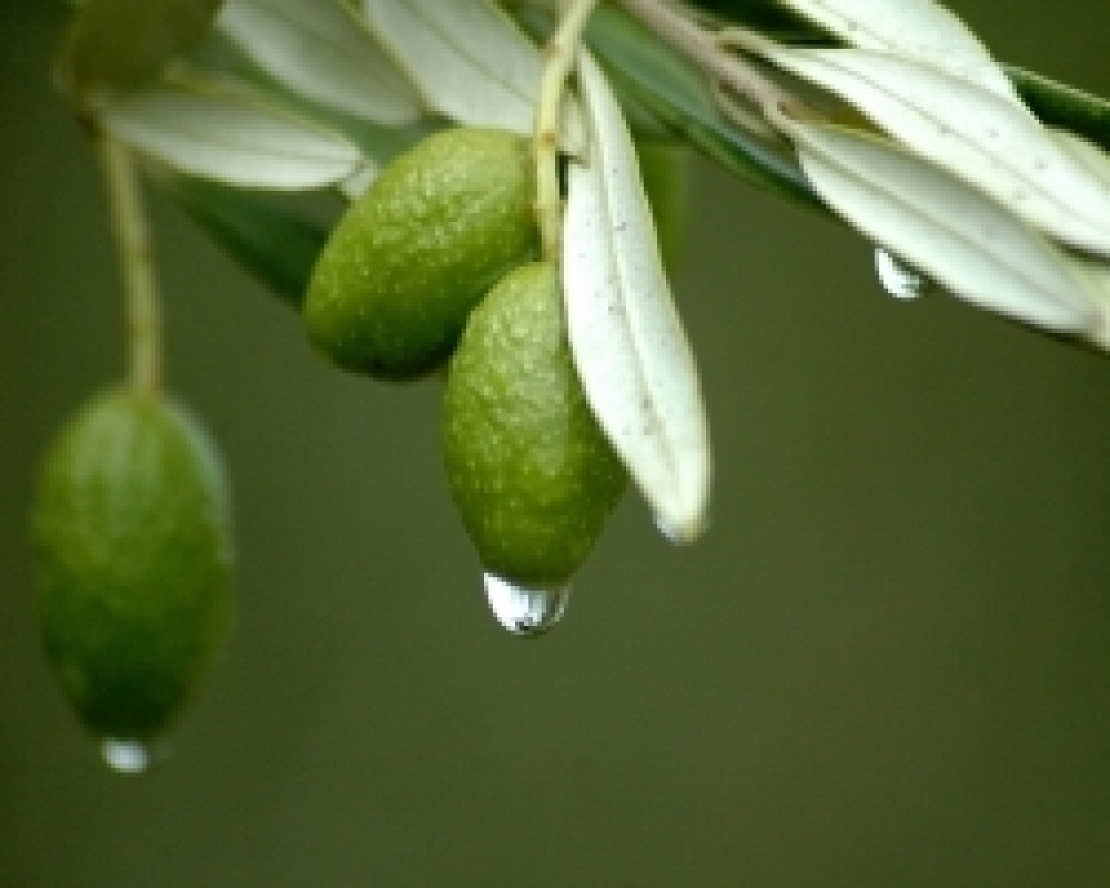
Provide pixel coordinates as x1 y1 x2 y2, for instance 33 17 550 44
2 3 1108 885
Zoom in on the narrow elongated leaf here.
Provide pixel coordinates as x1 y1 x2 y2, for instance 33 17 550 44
790 122 1097 332
1008 67 1110 155
161 173 330 307
215 0 422 125
100 80 366 189
358 0 582 151
776 0 1019 102
563 51 710 542
763 48 1110 255
56 0 223 99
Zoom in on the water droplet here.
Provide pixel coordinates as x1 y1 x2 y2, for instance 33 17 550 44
482 572 570 637
100 738 155 774
874 248 929 300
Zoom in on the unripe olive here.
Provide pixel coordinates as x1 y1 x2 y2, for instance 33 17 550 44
305 126 540 380
33 388 233 746
443 262 627 586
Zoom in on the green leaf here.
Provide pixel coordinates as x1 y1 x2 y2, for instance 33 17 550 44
1008 67 1110 157
161 174 331 307
56 0 224 102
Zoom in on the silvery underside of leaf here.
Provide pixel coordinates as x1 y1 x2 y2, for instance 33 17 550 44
741 0 1110 345
98 74 369 191
356 0 583 153
759 46 1110 257
214 0 424 126
563 49 711 543
785 119 1099 334
775 0 1021 102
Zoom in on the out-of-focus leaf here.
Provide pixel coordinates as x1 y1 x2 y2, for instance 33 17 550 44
564 51 711 543
1009 67 1110 156
762 47 1110 256
215 0 423 126
56 0 223 100
161 173 331 307
790 121 1098 333
775 0 1019 102
187 29 434 165
357 0 582 151
100 79 366 190
511 2 820 207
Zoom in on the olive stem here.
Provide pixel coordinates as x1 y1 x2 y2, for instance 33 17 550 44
534 0 600 263
614 0 808 125
99 134 162 397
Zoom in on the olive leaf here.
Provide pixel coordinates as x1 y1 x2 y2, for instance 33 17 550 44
1009 67 1110 155
787 121 1098 333
563 50 711 543
159 173 331 307
214 0 423 126
775 0 1019 102
356 0 582 152
759 47 1110 256
100 78 367 190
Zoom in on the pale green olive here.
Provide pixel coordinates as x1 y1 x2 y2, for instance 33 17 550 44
305 126 540 380
443 262 627 585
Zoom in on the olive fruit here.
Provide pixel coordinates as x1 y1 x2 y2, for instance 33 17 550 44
33 388 233 748
443 262 626 586
305 126 540 380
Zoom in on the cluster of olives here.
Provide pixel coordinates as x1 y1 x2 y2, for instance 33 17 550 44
305 126 628 595
30 125 642 762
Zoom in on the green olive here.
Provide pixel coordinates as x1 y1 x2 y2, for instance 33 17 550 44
305 126 540 380
33 388 233 746
443 262 627 586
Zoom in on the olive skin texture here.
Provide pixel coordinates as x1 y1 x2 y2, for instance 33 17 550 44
305 126 540 380
443 262 627 586
33 388 233 744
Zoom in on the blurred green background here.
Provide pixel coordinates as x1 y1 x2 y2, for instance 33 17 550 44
2 4 1108 885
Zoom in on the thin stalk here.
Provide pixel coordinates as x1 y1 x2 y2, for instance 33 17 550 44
99 135 162 397
534 0 600 262
615 0 804 121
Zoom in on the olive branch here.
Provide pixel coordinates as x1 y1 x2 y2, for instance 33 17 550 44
50 0 1110 628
